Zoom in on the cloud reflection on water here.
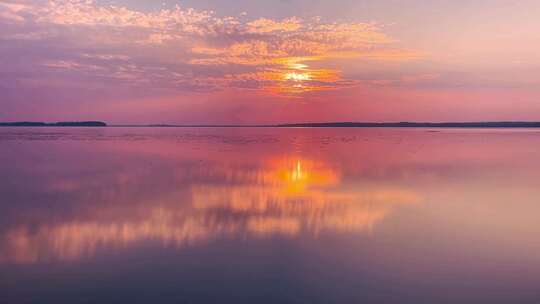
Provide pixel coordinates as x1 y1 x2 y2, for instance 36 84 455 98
0 145 420 263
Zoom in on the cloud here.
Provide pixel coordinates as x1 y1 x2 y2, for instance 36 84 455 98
246 17 302 33
0 0 419 95
0 2 31 22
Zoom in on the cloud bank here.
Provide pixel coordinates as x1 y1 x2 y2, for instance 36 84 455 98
0 0 419 95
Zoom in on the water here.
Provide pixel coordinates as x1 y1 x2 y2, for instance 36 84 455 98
1 127 540 303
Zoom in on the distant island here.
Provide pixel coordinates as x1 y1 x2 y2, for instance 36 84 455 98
276 122 540 128
0 121 107 127
4 121 540 128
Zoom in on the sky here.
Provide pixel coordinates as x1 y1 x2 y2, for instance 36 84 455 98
1 0 540 124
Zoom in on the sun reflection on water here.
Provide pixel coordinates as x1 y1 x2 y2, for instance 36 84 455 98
0 155 421 263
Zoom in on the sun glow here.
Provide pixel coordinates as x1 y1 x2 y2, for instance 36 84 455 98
257 59 348 94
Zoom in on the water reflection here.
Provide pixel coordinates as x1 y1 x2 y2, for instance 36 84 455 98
0 151 420 263
3 128 540 303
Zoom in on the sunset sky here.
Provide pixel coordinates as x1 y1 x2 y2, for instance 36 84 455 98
1 0 540 124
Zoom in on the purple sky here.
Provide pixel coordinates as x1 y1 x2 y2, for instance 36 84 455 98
1 0 540 124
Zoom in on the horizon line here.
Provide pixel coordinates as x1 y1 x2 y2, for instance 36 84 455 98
114 121 540 127
6 120 540 128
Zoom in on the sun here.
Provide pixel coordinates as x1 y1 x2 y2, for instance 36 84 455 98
284 72 311 82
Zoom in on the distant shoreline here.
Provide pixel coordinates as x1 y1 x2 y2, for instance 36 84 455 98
0 121 107 127
3 121 540 128
113 122 540 128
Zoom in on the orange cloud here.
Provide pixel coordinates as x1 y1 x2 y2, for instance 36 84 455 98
247 17 302 33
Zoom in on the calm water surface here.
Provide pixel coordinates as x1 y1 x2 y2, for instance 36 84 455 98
1 127 540 303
